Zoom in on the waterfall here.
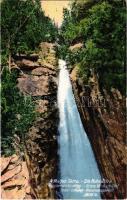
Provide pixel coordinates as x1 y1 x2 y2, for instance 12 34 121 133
57 59 101 199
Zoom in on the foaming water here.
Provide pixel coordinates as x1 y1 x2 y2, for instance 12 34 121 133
57 59 101 199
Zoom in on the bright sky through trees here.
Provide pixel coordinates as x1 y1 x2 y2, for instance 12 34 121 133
41 0 70 27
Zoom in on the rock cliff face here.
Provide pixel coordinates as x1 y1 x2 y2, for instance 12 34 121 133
70 66 126 199
1 155 32 199
17 42 59 199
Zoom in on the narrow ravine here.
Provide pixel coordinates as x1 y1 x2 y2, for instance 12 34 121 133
57 60 101 199
1 0 126 199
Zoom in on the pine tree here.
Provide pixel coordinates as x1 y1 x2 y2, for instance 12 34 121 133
1 0 57 69
59 0 126 93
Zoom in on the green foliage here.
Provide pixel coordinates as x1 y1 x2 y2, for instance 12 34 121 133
59 0 126 94
1 68 36 156
57 45 69 60
1 0 57 63
1 0 58 156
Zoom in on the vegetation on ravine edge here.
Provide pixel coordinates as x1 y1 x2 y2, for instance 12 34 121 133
1 0 58 155
58 0 126 94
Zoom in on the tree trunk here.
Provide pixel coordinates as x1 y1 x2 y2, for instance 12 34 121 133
7 37 11 72
8 51 11 72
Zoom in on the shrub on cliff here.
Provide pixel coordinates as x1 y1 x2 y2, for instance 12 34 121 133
1 68 36 156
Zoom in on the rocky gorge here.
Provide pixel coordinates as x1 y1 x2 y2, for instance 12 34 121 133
1 42 59 199
18 42 59 199
70 45 126 199
1 42 126 199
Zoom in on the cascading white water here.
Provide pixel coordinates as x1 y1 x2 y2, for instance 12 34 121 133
58 59 101 199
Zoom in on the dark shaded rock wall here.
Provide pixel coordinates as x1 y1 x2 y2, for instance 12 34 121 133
17 42 59 199
70 67 126 199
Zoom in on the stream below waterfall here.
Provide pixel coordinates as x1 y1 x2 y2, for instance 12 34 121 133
57 59 101 199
